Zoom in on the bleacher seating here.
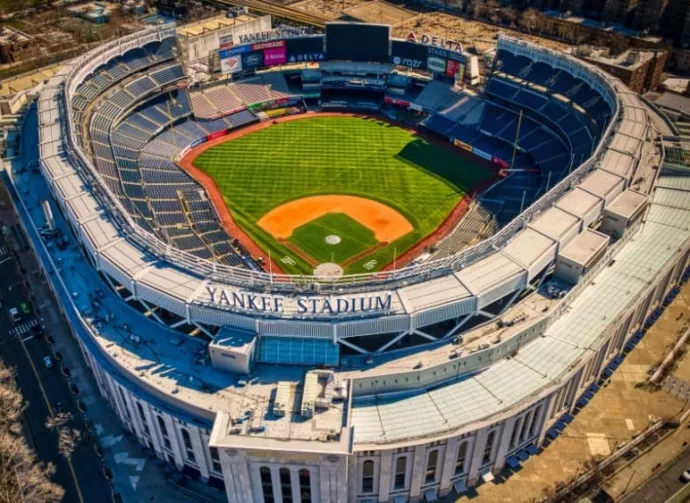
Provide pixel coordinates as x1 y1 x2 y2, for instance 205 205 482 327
493 48 613 128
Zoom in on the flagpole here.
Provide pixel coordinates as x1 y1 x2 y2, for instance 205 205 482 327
269 251 273 283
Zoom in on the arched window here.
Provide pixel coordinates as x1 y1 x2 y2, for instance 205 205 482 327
482 430 496 465
362 460 375 493
425 450 438 484
394 456 407 490
180 428 195 463
260 466 275 503
280 467 293 503
455 442 468 475
299 469 311 503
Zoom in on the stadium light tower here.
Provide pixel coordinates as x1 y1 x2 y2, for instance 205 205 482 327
510 109 523 170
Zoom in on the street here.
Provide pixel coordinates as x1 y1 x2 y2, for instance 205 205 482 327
0 222 112 503
620 442 690 502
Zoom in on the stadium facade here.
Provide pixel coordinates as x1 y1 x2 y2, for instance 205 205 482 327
8 18 690 503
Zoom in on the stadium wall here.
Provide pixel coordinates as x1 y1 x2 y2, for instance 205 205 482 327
21 22 690 503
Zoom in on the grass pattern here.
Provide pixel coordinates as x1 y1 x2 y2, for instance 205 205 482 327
288 213 378 264
194 116 493 274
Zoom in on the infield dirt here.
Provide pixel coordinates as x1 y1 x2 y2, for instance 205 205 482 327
258 195 414 242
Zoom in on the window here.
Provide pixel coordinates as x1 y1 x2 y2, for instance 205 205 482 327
362 460 375 493
394 456 407 490
136 402 150 436
260 466 274 503
455 442 468 475
425 450 438 484
299 469 311 503
482 431 496 465
181 428 195 463
529 405 542 437
118 387 131 420
210 447 222 473
279 468 292 503
157 415 171 449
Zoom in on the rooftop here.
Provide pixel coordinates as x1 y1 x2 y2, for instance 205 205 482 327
176 13 257 38
558 228 609 267
606 189 649 219
581 49 657 71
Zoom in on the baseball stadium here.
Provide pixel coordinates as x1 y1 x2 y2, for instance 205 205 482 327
5 13 690 503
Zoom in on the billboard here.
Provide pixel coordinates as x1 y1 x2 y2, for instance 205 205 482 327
286 36 325 63
453 139 472 152
446 58 460 79
427 56 446 74
242 51 264 70
473 148 492 161
264 46 287 66
219 45 251 58
325 23 390 62
390 40 427 70
221 55 243 74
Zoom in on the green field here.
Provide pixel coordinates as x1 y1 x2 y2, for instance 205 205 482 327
194 116 495 274
289 213 378 264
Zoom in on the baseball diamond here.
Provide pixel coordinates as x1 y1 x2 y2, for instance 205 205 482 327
16 17 690 503
189 115 495 274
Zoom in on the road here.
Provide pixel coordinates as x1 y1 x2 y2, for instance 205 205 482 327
621 446 690 503
0 218 112 502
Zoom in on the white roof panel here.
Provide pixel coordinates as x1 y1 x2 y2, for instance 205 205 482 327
502 227 556 269
556 187 602 219
529 206 580 243
457 253 524 295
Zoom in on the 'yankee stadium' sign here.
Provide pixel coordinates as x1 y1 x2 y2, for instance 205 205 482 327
204 286 394 315
237 27 312 45
406 31 462 53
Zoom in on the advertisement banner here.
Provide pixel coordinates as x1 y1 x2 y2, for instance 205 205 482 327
219 45 251 58
242 51 264 70
390 40 427 70
428 45 464 63
207 130 227 141
219 34 233 50
453 139 473 152
446 59 460 79
286 36 325 63
190 137 206 148
474 148 493 161
264 46 287 67
384 96 410 107
252 40 285 51
457 62 466 83
221 55 243 74
427 56 446 74
492 156 509 169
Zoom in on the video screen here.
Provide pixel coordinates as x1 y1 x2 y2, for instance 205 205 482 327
326 23 390 62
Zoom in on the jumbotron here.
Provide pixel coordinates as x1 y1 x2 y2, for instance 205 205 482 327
12 15 690 503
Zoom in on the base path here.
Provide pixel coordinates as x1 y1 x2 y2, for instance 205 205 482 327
258 195 413 242
177 110 499 276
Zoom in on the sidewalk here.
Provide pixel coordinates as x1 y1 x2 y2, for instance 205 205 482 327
458 280 690 502
0 181 204 503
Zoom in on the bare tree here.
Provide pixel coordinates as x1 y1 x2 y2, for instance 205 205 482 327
519 8 540 33
0 364 63 503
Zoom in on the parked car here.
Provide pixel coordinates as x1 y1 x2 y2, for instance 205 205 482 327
42 356 54 369
679 469 690 483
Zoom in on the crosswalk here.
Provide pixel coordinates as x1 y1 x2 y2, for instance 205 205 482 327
9 319 39 339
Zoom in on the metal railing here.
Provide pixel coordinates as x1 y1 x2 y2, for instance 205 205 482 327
60 30 623 295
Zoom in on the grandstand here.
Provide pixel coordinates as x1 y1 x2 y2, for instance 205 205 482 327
13 21 686 503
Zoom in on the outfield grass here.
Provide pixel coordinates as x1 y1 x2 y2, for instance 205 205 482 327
289 213 378 264
194 116 494 274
